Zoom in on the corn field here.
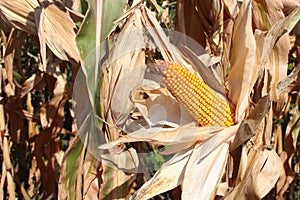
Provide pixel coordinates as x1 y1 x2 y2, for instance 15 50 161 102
0 0 300 199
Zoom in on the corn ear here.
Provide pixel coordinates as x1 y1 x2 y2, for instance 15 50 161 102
163 63 235 127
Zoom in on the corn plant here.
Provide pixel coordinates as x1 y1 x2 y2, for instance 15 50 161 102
0 0 299 199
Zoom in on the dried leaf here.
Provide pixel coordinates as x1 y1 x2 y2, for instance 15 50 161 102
282 0 300 15
174 0 209 52
162 124 238 155
100 148 137 199
109 55 146 127
225 149 282 199
16 73 46 99
252 6 300 101
223 0 239 18
252 150 282 198
83 174 100 200
81 152 101 200
40 64 66 128
1 65 15 97
182 143 229 199
101 7 147 142
276 151 294 199
2 134 16 199
277 63 300 95
131 149 190 200
140 6 189 66
35 2 81 69
228 0 256 121
27 157 40 197
130 125 239 199
132 86 193 128
0 0 38 34
230 95 271 151
260 7 300 66
3 29 17 86
99 124 221 152
6 172 16 199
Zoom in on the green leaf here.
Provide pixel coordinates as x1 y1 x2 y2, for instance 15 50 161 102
76 0 126 60
103 0 126 41
60 137 84 200
72 0 126 157
287 8 300 33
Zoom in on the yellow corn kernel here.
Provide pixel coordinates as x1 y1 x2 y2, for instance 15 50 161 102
163 63 235 127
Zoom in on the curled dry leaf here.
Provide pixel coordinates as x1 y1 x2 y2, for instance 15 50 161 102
230 95 271 151
223 0 239 18
0 0 38 34
225 148 282 199
140 7 190 66
277 63 300 95
0 0 81 68
99 124 224 152
131 83 194 128
252 150 282 198
175 0 237 81
16 73 46 99
100 6 147 141
35 2 81 69
275 93 300 197
130 148 191 200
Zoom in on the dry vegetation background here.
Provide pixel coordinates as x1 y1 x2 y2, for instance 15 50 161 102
0 0 300 199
